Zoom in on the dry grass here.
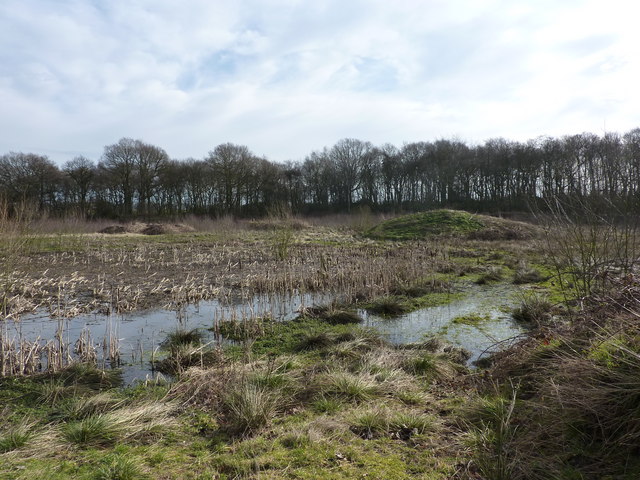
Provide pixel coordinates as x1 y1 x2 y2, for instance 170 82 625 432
2 397 177 459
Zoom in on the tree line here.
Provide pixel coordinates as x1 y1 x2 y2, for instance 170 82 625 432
2 130 640 219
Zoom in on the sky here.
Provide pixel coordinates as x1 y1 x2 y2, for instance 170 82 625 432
1 0 639 165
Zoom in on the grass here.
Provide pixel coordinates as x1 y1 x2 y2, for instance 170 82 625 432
512 266 547 284
366 209 485 240
62 414 119 447
451 313 491 326
94 454 145 480
0 321 473 479
475 266 504 284
222 382 283 436
161 328 204 349
511 292 553 326
349 409 390 438
367 295 412 316
0 422 33 453
3 214 599 479
318 371 380 402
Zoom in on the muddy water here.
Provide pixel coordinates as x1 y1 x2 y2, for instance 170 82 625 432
5 285 524 383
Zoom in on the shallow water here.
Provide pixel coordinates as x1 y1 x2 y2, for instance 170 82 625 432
4 284 525 383
5 291 332 384
361 284 525 363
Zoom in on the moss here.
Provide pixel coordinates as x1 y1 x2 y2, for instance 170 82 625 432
451 313 491 326
365 291 462 317
247 316 379 356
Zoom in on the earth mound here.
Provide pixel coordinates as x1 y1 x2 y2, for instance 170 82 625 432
99 222 196 235
366 209 540 241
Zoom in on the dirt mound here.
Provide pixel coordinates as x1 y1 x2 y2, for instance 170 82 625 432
98 225 129 234
247 218 309 231
466 215 542 240
366 209 540 241
99 222 196 235
140 223 196 235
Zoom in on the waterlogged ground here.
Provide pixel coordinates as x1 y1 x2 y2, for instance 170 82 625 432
7 283 525 382
1 218 564 479
363 284 525 363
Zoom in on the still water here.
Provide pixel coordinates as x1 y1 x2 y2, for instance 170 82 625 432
4 285 525 383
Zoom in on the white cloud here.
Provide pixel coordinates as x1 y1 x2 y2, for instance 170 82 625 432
0 0 638 163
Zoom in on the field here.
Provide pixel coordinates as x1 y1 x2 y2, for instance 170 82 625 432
1 210 639 479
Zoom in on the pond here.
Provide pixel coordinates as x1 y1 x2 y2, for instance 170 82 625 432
3 284 525 383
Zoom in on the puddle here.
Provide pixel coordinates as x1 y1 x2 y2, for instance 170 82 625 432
360 284 526 364
3 284 525 382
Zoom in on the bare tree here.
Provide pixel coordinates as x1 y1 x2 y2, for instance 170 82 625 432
136 142 169 216
99 138 138 216
329 138 373 212
63 156 95 216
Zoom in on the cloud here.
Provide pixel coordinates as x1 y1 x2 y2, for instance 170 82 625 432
0 0 638 163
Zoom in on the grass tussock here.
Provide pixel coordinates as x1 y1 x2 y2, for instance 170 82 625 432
299 304 363 325
62 414 120 447
317 371 380 403
349 408 435 440
475 266 504 284
94 454 146 480
512 266 547 284
221 381 285 436
511 292 553 326
161 328 204 349
366 295 412 316
0 421 34 453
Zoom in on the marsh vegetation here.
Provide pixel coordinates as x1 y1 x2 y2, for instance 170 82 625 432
1 206 639 479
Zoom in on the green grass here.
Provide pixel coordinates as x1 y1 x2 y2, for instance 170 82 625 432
94 454 145 480
161 328 204 349
451 313 491 326
0 423 32 453
365 291 462 317
366 209 484 240
62 414 119 447
246 316 380 356
318 371 380 403
511 293 553 326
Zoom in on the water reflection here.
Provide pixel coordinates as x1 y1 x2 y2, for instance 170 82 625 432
5 285 524 382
